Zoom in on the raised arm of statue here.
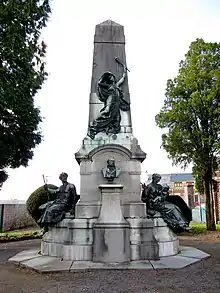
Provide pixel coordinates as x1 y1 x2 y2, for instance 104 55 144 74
115 57 128 87
116 65 127 87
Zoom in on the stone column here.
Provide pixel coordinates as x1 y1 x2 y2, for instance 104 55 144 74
93 184 130 263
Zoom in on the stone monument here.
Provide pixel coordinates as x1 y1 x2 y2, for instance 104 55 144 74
9 20 211 272
41 19 159 262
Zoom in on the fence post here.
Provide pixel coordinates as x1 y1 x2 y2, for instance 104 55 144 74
0 204 4 232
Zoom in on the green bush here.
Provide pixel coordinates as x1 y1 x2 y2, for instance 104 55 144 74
26 184 58 223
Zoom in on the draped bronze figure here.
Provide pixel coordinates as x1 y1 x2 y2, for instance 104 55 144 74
88 58 130 139
38 172 79 235
141 173 192 233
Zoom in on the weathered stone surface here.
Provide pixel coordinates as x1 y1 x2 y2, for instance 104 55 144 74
179 246 210 259
153 215 180 257
21 256 73 272
75 144 145 208
75 201 146 219
41 218 96 261
70 260 153 271
9 246 210 272
41 216 159 261
8 249 40 263
93 184 131 263
150 255 201 269
127 218 159 260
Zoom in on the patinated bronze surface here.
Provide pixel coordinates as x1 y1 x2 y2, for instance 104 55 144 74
87 58 130 139
141 173 192 233
38 172 79 234
102 158 121 182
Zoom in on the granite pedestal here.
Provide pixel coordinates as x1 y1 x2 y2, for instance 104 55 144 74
93 184 130 263
153 213 180 257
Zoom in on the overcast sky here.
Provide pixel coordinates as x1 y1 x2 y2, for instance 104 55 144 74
1 0 220 200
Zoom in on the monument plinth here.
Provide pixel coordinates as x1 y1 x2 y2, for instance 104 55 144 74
93 184 130 263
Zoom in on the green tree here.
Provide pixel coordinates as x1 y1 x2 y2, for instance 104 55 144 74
156 39 220 231
0 0 51 187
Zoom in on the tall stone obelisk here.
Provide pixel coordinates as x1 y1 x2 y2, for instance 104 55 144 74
88 19 132 135
74 20 159 261
75 20 147 216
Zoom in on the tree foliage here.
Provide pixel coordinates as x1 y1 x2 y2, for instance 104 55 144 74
0 169 8 189
26 184 58 223
156 39 220 230
0 0 51 185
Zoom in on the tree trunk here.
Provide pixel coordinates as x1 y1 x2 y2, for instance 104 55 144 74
204 168 216 231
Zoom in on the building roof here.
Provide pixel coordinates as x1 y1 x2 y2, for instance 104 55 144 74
146 173 194 182
170 173 194 182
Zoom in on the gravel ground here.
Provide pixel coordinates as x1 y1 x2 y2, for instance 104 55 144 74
0 239 220 293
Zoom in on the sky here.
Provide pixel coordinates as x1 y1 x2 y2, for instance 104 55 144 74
1 0 220 200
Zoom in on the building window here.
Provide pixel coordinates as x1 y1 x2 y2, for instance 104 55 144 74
174 182 182 187
194 193 199 202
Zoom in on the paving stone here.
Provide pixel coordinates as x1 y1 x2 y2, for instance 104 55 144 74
21 255 73 272
179 246 210 259
8 249 40 263
70 260 152 271
8 246 210 272
150 255 201 269
127 260 153 269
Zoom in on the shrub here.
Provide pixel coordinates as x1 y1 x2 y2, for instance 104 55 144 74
26 185 58 223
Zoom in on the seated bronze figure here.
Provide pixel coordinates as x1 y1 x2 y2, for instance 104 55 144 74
37 172 79 235
141 173 192 233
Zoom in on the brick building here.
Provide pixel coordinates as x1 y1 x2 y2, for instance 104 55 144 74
146 172 220 222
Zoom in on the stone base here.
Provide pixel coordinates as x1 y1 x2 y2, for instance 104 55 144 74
40 212 181 261
153 213 180 257
8 246 210 273
93 223 130 263
40 216 159 261
75 202 146 219
41 218 95 261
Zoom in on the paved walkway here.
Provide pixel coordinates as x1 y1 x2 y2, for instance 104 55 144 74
0 239 220 293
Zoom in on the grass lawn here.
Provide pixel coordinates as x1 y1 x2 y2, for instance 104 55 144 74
0 229 40 242
190 222 220 234
178 222 220 242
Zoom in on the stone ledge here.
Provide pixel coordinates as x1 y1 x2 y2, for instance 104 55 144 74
8 246 210 273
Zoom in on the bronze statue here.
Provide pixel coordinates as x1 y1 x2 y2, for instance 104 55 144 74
102 158 121 182
141 173 192 233
87 57 130 139
37 172 79 235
